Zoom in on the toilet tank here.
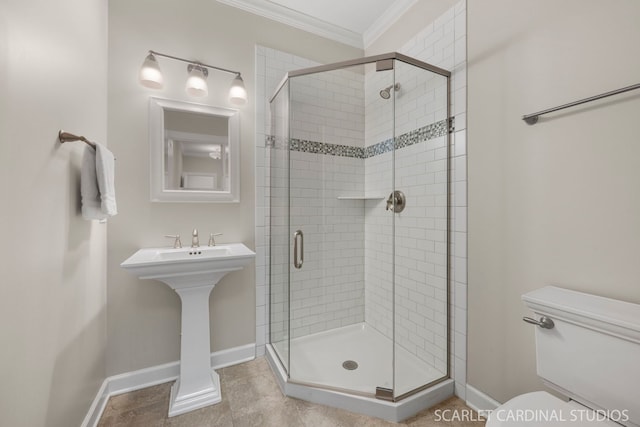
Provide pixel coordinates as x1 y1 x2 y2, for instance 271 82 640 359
522 286 640 426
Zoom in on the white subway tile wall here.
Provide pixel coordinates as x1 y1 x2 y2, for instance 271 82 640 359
289 150 366 338
364 52 451 378
255 0 467 398
290 70 365 147
411 0 466 399
267 83 289 363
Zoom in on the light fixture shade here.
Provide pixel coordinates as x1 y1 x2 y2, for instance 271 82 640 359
139 53 163 89
185 65 208 97
229 75 247 105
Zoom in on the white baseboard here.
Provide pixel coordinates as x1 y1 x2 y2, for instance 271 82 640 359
80 378 110 427
82 343 255 427
465 384 502 413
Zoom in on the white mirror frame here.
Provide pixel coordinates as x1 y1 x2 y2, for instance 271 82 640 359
149 97 240 203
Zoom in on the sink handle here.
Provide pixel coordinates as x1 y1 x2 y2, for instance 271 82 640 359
164 235 182 249
208 233 223 246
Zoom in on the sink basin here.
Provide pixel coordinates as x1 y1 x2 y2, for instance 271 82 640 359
121 243 255 289
121 242 255 417
154 246 231 261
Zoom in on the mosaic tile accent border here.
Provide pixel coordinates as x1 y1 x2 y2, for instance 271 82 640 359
290 139 365 158
266 119 449 159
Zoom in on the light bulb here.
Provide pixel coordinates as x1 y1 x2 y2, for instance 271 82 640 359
229 75 247 105
185 64 208 97
139 53 163 89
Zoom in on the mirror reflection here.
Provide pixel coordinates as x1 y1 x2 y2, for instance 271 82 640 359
163 110 230 192
149 98 240 203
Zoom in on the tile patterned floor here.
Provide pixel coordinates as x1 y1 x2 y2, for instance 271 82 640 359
98 357 485 426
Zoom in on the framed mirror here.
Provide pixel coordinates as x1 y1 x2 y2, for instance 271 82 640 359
149 97 240 202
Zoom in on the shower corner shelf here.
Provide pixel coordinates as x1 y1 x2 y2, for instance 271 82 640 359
337 195 385 200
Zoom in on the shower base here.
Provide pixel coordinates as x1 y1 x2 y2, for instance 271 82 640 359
266 323 453 422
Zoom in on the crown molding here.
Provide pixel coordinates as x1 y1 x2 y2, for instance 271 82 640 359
363 0 418 49
216 0 363 49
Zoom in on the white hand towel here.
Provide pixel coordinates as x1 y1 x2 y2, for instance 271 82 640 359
81 144 117 221
81 146 107 221
95 143 117 216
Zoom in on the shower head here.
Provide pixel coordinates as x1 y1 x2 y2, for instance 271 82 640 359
379 83 401 99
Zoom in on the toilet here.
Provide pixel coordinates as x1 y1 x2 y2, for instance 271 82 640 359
487 286 640 426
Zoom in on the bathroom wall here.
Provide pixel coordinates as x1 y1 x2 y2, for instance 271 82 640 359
107 0 361 376
467 0 640 404
0 0 108 426
365 0 457 55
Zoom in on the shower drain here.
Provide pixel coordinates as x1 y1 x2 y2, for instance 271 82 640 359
342 360 358 370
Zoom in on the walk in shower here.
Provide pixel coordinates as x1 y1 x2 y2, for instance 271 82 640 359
266 52 452 421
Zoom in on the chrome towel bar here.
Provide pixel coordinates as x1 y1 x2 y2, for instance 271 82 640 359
523 82 640 125
58 130 97 148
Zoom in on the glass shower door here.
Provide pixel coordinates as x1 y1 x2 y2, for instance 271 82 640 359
392 59 450 398
269 79 290 373
286 63 397 396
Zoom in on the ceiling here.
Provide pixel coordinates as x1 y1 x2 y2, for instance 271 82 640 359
216 0 418 48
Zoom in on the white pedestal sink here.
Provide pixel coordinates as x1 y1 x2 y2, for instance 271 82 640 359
121 243 255 417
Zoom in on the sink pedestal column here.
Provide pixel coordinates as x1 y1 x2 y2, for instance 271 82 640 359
120 243 256 418
169 284 220 417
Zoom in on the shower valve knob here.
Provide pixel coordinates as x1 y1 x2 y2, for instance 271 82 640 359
386 190 406 213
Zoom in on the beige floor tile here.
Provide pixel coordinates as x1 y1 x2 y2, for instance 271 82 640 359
220 356 272 382
97 358 485 427
104 382 171 414
231 398 302 427
97 400 166 427
406 397 485 426
164 399 234 427
224 371 287 417
294 398 400 427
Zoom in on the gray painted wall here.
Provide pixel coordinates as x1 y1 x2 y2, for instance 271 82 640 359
0 0 108 425
467 0 640 403
107 0 362 376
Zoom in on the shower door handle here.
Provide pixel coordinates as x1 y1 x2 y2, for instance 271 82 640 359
293 230 304 269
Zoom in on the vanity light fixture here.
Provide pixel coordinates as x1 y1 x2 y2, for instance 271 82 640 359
229 75 247 105
185 64 208 97
138 50 247 105
139 53 164 89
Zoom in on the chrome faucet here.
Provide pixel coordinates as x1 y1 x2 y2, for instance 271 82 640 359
191 228 199 248
208 233 223 246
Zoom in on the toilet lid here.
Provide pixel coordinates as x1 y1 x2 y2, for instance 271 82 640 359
486 392 619 426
